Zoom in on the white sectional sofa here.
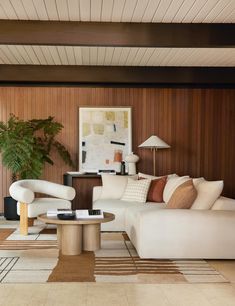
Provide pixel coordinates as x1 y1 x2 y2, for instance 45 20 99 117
93 184 235 259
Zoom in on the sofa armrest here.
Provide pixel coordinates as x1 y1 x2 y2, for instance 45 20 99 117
93 186 103 202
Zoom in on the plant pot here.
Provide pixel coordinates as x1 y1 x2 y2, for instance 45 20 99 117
4 196 20 220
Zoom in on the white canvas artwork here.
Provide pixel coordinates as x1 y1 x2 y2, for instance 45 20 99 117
79 107 132 172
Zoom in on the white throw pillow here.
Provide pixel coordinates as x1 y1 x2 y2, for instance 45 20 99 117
100 174 129 200
138 172 162 180
121 178 151 203
193 177 205 187
163 176 190 203
191 179 224 210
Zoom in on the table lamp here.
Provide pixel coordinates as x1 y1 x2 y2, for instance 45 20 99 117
139 135 170 176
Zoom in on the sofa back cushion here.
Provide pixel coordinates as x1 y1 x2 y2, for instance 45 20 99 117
166 179 197 209
121 178 151 203
191 179 224 210
138 173 178 180
100 174 129 200
211 196 235 210
163 176 190 203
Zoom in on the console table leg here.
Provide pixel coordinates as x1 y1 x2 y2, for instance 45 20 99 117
83 224 101 251
61 224 82 255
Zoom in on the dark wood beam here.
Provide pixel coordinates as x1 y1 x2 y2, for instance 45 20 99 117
0 65 234 85
0 20 234 48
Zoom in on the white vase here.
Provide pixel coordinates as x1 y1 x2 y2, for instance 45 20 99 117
125 153 139 175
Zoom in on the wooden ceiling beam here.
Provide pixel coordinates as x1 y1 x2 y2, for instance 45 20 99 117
0 65 234 85
0 20 234 48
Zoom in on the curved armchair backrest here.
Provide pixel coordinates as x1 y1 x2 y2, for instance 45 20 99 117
9 179 76 204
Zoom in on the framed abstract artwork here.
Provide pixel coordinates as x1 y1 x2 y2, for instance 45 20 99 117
79 107 132 172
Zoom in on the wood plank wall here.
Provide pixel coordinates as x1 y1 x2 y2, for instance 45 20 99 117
0 86 234 212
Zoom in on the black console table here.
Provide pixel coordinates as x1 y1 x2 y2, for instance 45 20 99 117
63 173 102 210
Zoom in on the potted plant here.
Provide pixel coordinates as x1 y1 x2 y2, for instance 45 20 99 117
0 114 74 220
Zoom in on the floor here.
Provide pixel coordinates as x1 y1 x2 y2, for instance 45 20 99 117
1 281 235 306
1 218 235 305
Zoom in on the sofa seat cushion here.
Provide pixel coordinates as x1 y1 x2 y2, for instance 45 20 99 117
125 203 166 250
17 198 71 218
93 199 141 231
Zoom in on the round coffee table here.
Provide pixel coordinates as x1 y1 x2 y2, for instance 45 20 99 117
38 212 115 255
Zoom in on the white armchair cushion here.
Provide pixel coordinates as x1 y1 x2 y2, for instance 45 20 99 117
191 179 224 210
17 198 71 218
9 183 34 204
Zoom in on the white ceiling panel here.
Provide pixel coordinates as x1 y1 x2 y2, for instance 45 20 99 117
121 0 138 22
180 0 211 23
31 46 47 64
89 47 98 65
0 45 235 67
90 0 102 21
0 0 234 23
73 46 82 65
56 0 69 21
44 0 59 21
131 0 151 22
79 0 90 21
67 0 80 21
152 0 174 22
57 46 69 65
101 0 113 21
31 0 48 20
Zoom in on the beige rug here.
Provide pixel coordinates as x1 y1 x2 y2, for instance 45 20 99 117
0 228 229 284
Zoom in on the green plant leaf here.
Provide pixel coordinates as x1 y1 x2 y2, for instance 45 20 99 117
0 114 74 180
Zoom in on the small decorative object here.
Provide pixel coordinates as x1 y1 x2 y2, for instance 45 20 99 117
57 212 76 220
139 135 170 176
120 161 126 175
114 149 123 162
125 152 139 175
79 107 132 172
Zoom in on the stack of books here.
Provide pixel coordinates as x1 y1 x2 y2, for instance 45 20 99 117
47 208 73 217
75 209 104 219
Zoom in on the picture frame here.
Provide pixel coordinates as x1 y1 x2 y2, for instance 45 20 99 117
79 107 132 172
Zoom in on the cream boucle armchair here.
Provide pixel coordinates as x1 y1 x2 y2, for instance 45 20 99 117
9 179 76 235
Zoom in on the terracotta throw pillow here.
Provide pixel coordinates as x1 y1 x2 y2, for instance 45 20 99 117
147 176 167 202
167 179 197 209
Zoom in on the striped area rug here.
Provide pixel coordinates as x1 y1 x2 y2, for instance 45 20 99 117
0 229 229 283
92 233 228 283
0 240 57 250
95 257 218 275
0 228 57 250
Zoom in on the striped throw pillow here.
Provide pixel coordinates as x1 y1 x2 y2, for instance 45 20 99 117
121 178 151 203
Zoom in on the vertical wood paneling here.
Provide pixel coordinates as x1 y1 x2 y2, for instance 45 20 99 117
0 86 234 212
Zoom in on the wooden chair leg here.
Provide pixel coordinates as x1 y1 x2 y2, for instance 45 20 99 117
20 202 28 235
28 218 35 227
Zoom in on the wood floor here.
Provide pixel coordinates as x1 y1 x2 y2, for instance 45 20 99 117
0 261 235 306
